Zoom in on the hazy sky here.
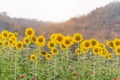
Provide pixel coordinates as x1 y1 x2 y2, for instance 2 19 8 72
0 0 117 22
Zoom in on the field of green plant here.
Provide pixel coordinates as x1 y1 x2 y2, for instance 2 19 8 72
0 28 120 80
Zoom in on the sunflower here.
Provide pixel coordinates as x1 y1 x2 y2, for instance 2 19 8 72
15 41 24 50
50 33 57 41
30 54 37 61
9 32 13 38
39 50 47 56
1 30 9 39
73 33 83 43
75 48 82 55
36 36 46 47
10 36 17 42
51 48 59 55
113 38 120 48
81 47 89 53
55 34 64 44
46 54 52 60
47 41 56 49
59 44 67 51
31 36 37 43
82 40 91 49
100 49 108 58
92 46 102 55
90 39 98 48
8 39 14 47
106 40 114 48
107 53 113 59
63 36 73 48
13 32 19 38
25 28 35 37
115 47 120 55
23 37 31 45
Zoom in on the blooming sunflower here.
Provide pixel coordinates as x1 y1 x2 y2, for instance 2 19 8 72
31 36 37 43
73 33 83 43
90 39 98 48
55 34 64 44
115 47 120 56
46 53 52 60
15 41 24 50
30 54 37 61
1 30 9 39
75 48 82 55
47 41 56 49
82 40 91 49
51 48 59 55
59 44 67 51
8 39 14 47
92 46 102 55
39 50 47 56
25 28 35 37
107 53 113 59
62 36 73 48
106 40 114 48
113 38 120 48
100 49 108 58
23 37 31 45
36 36 46 47
50 33 57 41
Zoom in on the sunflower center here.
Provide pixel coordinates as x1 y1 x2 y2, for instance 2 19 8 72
91 41 96 46
32 56 35 59
117 48 120 53
65 40 70 44
75 36 80 41
94 48 98 53
115 41 120 46
27 30 32 35
50 43 54 47
3 33 7 37
17 43 22 48
57 36 62 41
85 42 90 47
38 38 43 42
32 37 36 42
41 51 46 55
53 49 57 53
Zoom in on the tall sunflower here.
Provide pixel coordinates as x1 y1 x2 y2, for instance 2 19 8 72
55 34 64 44
39 50 47 56
51 48 59 55
36 36 46 47
115 47 120 56
1 30 9 39
62 36 73 48
23 37 31 46
113 38 120 48
30 54 37 61
75 48 82 55
90 39 98 48
106 40 114 48
15 41 24 50
47 41 56 49
25 28 35 37
107 53 113 59
73 33 83 43
46 53 52 60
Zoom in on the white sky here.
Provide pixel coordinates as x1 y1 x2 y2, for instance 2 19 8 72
0 0 117 22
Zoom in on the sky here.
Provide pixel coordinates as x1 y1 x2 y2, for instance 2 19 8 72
0 0 117 22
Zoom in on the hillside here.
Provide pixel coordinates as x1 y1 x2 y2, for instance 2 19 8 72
0 2 120 42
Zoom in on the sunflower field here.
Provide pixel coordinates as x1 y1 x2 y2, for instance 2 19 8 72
0 28 120 80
